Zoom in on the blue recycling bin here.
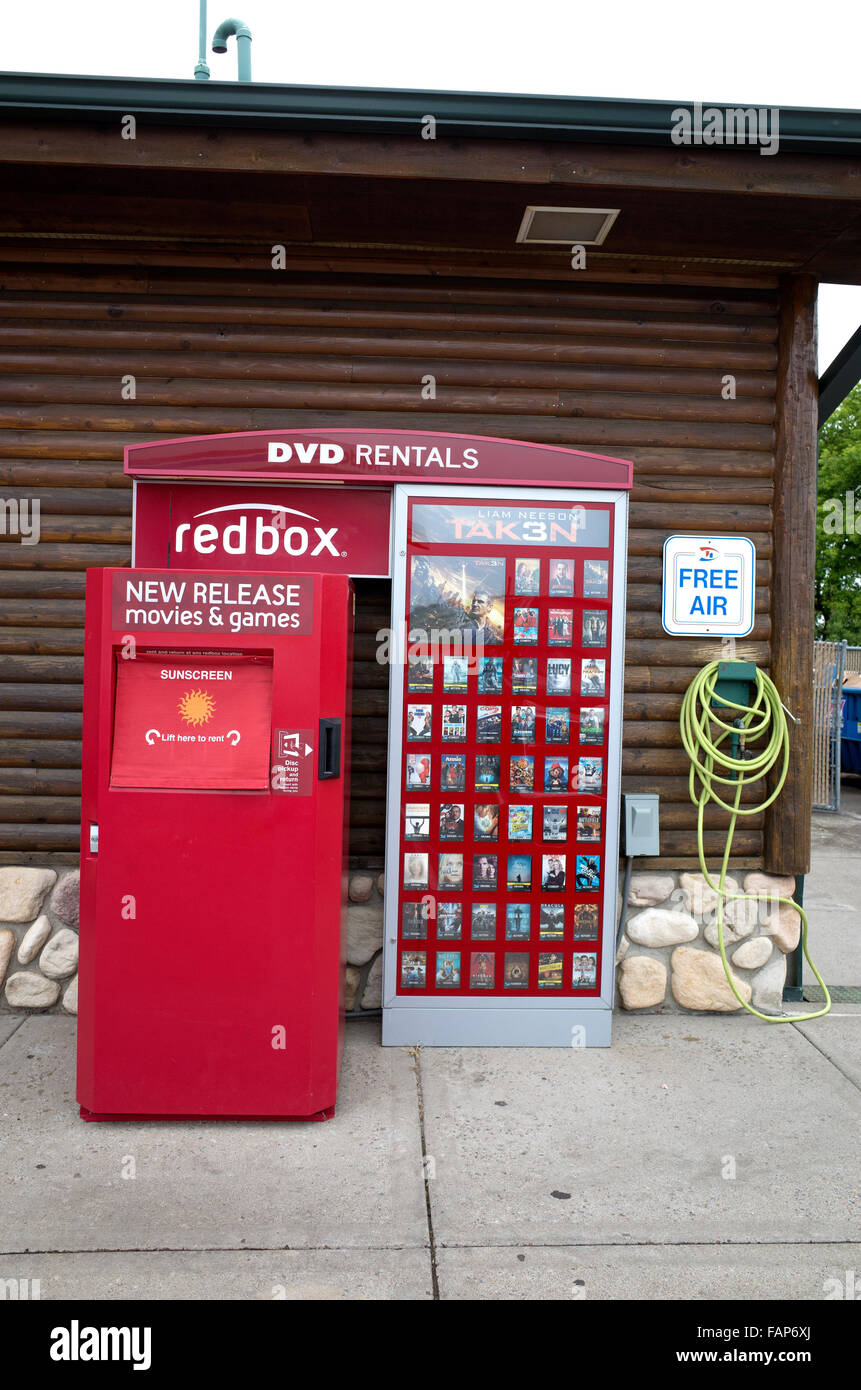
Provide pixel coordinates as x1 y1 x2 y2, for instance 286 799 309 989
841 687 861 773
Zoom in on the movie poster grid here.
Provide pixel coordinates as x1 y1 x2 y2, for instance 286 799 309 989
399 544 612 995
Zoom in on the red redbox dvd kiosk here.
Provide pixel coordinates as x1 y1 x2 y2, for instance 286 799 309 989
77 567 353 1120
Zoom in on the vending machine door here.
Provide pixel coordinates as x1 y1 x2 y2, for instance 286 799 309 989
77 569 352 1119
382 486 628 1047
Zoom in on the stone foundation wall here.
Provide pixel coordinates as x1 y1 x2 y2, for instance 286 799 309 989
0 868 79 1014
616 871 800 1013
0 863 799 1017
346 872 385 1011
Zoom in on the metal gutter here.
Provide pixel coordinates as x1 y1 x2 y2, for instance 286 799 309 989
0 71 860 152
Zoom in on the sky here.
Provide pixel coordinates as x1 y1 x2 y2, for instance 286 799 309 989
4 0 860 372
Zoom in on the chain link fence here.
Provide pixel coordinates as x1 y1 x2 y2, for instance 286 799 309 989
812 639 847 811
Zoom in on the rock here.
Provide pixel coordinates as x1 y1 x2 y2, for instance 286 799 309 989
671 946 752 1012
744 871 796 901
680 872 739 918
361 954 383 1009
348 874 374 904
62 974 78 1015
628 872 675 907
346 902 383 966
0 929 14 986
0 867 56 923
722 896 758 936
49 870 80 928
5 971 61 1009
344 966 361 1012
615 934 629 964
618 955 667 1009
732 936 773 970
751 954 787 1013
39 928 79 980
626 907 698 948
17 914 52 965
377 874 385 898
764 903 802 953
703 920 741 949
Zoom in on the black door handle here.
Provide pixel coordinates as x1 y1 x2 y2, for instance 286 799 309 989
318 718 342 780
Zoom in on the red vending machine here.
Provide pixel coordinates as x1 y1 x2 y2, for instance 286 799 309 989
77 567 353 1120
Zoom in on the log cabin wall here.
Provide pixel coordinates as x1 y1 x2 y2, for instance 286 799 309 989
0 257 780 871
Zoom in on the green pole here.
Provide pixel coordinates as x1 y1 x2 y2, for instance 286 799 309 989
194 0 210 80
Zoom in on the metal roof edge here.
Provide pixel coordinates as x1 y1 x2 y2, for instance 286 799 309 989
0 72 860 151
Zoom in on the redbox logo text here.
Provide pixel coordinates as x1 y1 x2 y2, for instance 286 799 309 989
174 504 340 558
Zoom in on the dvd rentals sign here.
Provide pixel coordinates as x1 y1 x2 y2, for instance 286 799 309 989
128 431 634 580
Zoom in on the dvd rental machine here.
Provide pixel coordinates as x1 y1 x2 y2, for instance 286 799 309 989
78 429 629 1105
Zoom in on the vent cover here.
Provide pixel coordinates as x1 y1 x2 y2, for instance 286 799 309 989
516 206 620 245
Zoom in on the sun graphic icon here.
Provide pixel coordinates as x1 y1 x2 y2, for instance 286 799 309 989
178 688 216 727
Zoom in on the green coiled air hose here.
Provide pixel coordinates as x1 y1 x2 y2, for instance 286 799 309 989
679 659 830 1022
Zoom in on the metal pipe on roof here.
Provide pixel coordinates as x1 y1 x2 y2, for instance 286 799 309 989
212 17 252 83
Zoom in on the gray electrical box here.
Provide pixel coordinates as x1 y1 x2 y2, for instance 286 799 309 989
623 793 660 857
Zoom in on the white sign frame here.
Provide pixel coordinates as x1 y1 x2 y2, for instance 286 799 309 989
381 483 629 1048
661 534 756 637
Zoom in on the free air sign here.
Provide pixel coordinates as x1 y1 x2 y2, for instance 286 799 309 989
661 535 756 637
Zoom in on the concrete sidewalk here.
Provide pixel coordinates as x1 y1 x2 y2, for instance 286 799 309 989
1 1004 859 1300
805 779 861 985
1 781 857 1302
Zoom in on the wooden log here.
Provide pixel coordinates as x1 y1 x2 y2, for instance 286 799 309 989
628 530 772 557
0 850 80 866
638 802 764 829
0 543 130 569
0 570 87 597
0 380 776 428
622 748 697 775
627 554 772 583
764 275 817 875
0 292 780 342
0 683 82 711
0 739 81 767
622 720 695 748
0 459 129 488
0 320 780 372
4 120 857 201
630 478 773 505
0 516 130 543
0 268 779 316
0 655 84 682
625 610 771 641
0 768 81 794
348 830 386 857
621 773 762 803
0 794 80 822
621 854 762 871
0 630 84 660
624 666 704 693
0 349 778 398
0 485 131 515
0 420 773 459
629 502 771 529
0 822 80 849
625 638 770 666
0 606 85 634
0 711 83 737
641 828 761 855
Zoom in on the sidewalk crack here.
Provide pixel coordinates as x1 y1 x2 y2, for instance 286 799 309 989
410 1045 440 1300
791 1020 861 1097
